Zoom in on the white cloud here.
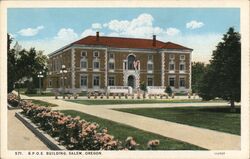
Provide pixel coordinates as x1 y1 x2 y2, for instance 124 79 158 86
166 27 180 36
186 20 204 29
18 25 44 36
54 28 78 41
81 29 97 37
103 13 156 38
92 23 102 29
17 28 79 54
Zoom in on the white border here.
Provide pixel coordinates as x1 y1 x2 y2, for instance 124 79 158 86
0 1 249 159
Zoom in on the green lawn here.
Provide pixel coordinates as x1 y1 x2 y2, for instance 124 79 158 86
67 99 224 105
60 110 205 150
28 99 58 107
114 106 240 135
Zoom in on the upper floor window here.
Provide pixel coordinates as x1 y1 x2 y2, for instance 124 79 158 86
169 54 175 60
128 55 136 70
93 61 100 70
81 51 87 57
80 59 88 70
148 55 153 61
93 51 99 57
169 63 175 71
109 62 115 70
147 63 153 72
180 63 185 71
180 55 185 60
109 53 114 59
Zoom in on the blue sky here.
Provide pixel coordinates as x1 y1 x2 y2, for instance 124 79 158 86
8 8 240 63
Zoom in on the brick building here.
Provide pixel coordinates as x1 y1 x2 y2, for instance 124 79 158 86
46 32 193 93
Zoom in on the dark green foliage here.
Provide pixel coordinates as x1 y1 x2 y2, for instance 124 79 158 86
197 27 241 107
191 62 207 93
165 86 172 96
140 81 147 92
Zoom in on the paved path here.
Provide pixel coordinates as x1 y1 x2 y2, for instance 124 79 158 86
8 109 49 150
19 94 240 150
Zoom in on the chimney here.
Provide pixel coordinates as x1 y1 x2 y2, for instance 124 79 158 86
96 32 99 41
153 35 156 46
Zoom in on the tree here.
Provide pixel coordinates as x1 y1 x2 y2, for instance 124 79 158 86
191 62 207 93
198 27 241 108
140 81 147 98
7 34 48 96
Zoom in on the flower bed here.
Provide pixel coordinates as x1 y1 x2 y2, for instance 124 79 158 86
21 101 160 150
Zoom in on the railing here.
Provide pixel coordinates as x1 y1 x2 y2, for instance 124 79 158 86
147 86 166 95
107 86 133 94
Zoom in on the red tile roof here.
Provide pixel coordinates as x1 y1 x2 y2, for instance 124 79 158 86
72 36 192 50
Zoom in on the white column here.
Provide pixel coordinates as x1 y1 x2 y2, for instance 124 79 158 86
123 60 126 86
189 51 192 92
161 52 165 86
71 48 75 89
104 48 108 87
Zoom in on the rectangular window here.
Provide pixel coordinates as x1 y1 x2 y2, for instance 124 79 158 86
80 60 87 69
148 63 153 71
180 64 185 71
49 80 52 87
169 54 175 59
80 75 87 87
81 51 87 57
180 77 185 87
169 77 175 87
108 77 115 86
109 62 115 70
93 61 100 69
180 55 185 60
93 76 100 86
169 63 175 70
147 77 153 86
109 53 114 59
94 51 99 57
148 55 153 61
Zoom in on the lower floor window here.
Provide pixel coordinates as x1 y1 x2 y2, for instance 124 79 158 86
147 77 153 86
80 75 87 87
180 77 185 87
49 80 52 87
169 77 175 87
108 76 115 86
93 76 100 86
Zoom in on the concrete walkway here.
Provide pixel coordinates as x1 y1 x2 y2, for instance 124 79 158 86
19 94 240 150
8 109 49 150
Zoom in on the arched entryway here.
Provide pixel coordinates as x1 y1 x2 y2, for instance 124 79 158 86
128 75 135 88
127 55 136 70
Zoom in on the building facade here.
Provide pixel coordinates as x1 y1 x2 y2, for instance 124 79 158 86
46 32 193 93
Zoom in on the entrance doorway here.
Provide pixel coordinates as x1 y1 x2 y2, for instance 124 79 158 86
128 75 135 88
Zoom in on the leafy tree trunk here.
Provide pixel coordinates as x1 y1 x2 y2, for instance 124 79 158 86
230 100 236 112
230 100 235 108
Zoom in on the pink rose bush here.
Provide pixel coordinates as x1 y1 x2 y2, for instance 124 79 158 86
8 93 20 107
21 101 160 150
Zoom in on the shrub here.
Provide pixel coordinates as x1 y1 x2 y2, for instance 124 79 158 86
165 86 172 96
7 93 19 107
